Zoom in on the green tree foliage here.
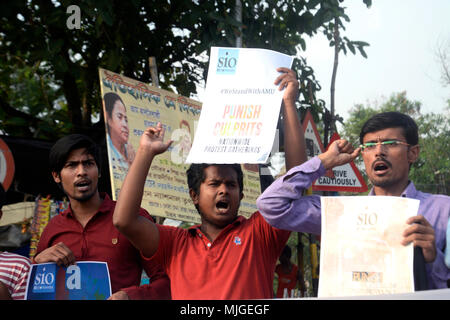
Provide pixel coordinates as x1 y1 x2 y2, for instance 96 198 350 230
413 110 449 194
342 91 450 195
0 0 370 140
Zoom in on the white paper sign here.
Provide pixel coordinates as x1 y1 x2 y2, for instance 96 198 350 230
318 196 419 298
186 47 293 164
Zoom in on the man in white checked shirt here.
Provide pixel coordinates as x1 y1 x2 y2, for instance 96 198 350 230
0 183 31 300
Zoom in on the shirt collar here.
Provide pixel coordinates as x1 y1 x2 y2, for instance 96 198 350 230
368 181 417 198
61 192 113 218
400 181 418 198
187 215 245 237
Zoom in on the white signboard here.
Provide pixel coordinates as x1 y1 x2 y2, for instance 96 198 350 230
319 196 418 298
314 163 366 190
302 110 325 160
186 47 293 164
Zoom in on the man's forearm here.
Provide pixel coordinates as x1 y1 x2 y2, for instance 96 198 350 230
113 147 155 230
0 282 11 300
257 157 324 234
113 146 161 259
282 100 307 171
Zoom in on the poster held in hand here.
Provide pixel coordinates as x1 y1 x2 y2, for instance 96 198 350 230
187 47 294 164
318 196 418 298
25 261 111 300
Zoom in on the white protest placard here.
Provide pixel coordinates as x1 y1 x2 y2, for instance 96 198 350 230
318 196 418 298
186 47 293 164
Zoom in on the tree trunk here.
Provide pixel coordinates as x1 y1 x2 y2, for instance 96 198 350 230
62 72 82 130
330 17 340 136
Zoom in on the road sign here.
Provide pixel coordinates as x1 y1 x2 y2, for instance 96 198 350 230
302 110 334 179
302 110 324 160
0 138 15 191
312 132 368 193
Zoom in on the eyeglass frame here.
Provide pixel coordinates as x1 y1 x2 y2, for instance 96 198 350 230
359 140 411 153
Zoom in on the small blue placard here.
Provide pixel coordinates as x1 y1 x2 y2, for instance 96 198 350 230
32 263 56 293
25 262 112 300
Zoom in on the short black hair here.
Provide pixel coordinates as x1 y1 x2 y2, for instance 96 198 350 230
186 163 244 196
49 134 101 175
281 245 292 259
359 111 419 145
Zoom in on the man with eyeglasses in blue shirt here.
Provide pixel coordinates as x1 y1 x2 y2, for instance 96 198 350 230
257 111 449 290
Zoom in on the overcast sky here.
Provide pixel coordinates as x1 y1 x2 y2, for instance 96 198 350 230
303 0 450 129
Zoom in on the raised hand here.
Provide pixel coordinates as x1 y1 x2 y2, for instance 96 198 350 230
139 122 173 156
275 67 299 105
318 139 361 170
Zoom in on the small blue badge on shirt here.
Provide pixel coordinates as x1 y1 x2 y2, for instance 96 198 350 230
233 236 242 246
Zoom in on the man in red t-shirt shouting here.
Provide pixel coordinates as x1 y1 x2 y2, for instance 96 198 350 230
113 68 308 299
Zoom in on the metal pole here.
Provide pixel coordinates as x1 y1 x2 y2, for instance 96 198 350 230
235 0 242 48
148 56 159 87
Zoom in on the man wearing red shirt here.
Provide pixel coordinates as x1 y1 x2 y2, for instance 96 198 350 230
34 134 170 299
275 246 300 298
113 68 307 299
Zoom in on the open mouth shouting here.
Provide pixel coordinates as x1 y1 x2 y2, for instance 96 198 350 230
215 198 230 214
74 179 91 192
372 159 391 176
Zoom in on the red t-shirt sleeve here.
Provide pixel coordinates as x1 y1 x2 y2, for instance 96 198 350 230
252 211 291 260
140 224 181 273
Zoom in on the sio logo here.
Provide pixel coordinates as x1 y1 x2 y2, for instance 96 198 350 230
33 264 56 293
216 48 239 75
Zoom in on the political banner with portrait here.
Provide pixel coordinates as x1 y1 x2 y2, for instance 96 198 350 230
98 68 261 223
